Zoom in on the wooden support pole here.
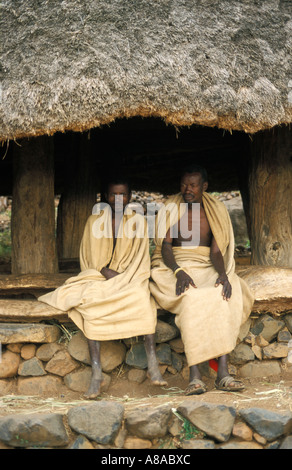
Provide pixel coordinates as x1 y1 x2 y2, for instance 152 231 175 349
56 132 97 260
249 126 292 267
11 136 58 274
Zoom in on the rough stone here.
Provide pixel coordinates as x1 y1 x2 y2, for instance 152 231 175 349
181 438 215 449
251 344 262 360
6 343 23 353
239 407 292 441
68 331 126 372
64 367 111 393
36 342 64 361
20 344 37 360
219 440 263 449
229 343 255 365
69 435 95 449
45 350 79 376
0 413 69 447
100 341 127 373
277 329 292 343
125 342 148 369
284 314 292 334
244 332 256 346
253 432 267 445
123 437 152 449
127 368 147 384
67 331 91 364
171 351 184 372
17 375 63 395
0 350 20 378
262 342 288 359
67 401 124 445
0 323 61 344
154 319 178 343
168 415 183 437
125 405 172 439
251 315 285 342
114 428 127 448
169 337 184 353
238 360 281 377
232 421 253 441
264 440 280 449
255 334 269 347
279 435 292 449
177 401 236 442
64 366 90 392
156 343 172 365
0 379 14 395
18 357 47 377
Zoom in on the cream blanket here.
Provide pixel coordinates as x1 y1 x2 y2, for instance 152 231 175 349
150 192 254 366
39 205 156 341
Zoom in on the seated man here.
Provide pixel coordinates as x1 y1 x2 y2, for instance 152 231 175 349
150 164 254 395
39 174 166 398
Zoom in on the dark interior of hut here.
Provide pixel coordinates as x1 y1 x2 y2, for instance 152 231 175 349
1 117 251 196
0 117 252 273
54 117 251 194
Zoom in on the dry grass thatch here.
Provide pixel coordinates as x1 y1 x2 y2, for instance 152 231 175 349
0 0 292 141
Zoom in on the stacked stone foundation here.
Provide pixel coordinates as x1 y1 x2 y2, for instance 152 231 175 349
0 311 291 396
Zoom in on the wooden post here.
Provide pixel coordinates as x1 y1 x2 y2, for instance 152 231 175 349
11 136 58 274
56 132 97 260
249 126 292 267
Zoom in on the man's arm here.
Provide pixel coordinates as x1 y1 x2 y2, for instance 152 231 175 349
161 229 196 296
210 236 232 301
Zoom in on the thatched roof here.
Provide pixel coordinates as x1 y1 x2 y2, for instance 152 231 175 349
1 0 292 141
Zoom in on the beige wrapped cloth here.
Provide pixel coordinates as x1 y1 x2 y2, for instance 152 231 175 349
39 205 156 340
150 192 254 367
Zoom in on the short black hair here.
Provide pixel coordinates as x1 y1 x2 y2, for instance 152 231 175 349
180 164 208 183
102 171 132 196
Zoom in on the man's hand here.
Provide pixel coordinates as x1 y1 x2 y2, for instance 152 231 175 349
215 274 232 301
101 267 119 280
175 270 196 296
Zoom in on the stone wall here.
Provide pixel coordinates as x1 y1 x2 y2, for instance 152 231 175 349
0 313 292 449
0 399 292 449
0 312 291 397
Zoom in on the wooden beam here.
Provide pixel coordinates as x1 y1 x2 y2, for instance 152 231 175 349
0 273 71 296
11 136 58 274
56 132 97 260
249 126 292 267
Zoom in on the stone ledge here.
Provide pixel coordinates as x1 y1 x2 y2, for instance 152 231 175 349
0 323 61 344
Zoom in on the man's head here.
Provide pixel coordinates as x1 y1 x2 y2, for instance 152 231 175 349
104 174 132 214
180 164 208 204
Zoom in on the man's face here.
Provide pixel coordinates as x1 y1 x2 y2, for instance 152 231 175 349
180 172 208 204
105 183 131 214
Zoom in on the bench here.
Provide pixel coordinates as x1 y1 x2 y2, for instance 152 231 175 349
0 266 291 323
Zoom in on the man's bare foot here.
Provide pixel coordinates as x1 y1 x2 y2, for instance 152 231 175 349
84 371 104 399
185 378 207 395
147 366 168 386
215 375 245 392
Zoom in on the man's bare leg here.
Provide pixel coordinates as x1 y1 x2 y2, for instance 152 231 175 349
84 339 104 399
185 364 207 395
144 334 168 386
215 355 245 391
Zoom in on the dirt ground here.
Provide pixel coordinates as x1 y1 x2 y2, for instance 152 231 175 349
1 368 292 417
